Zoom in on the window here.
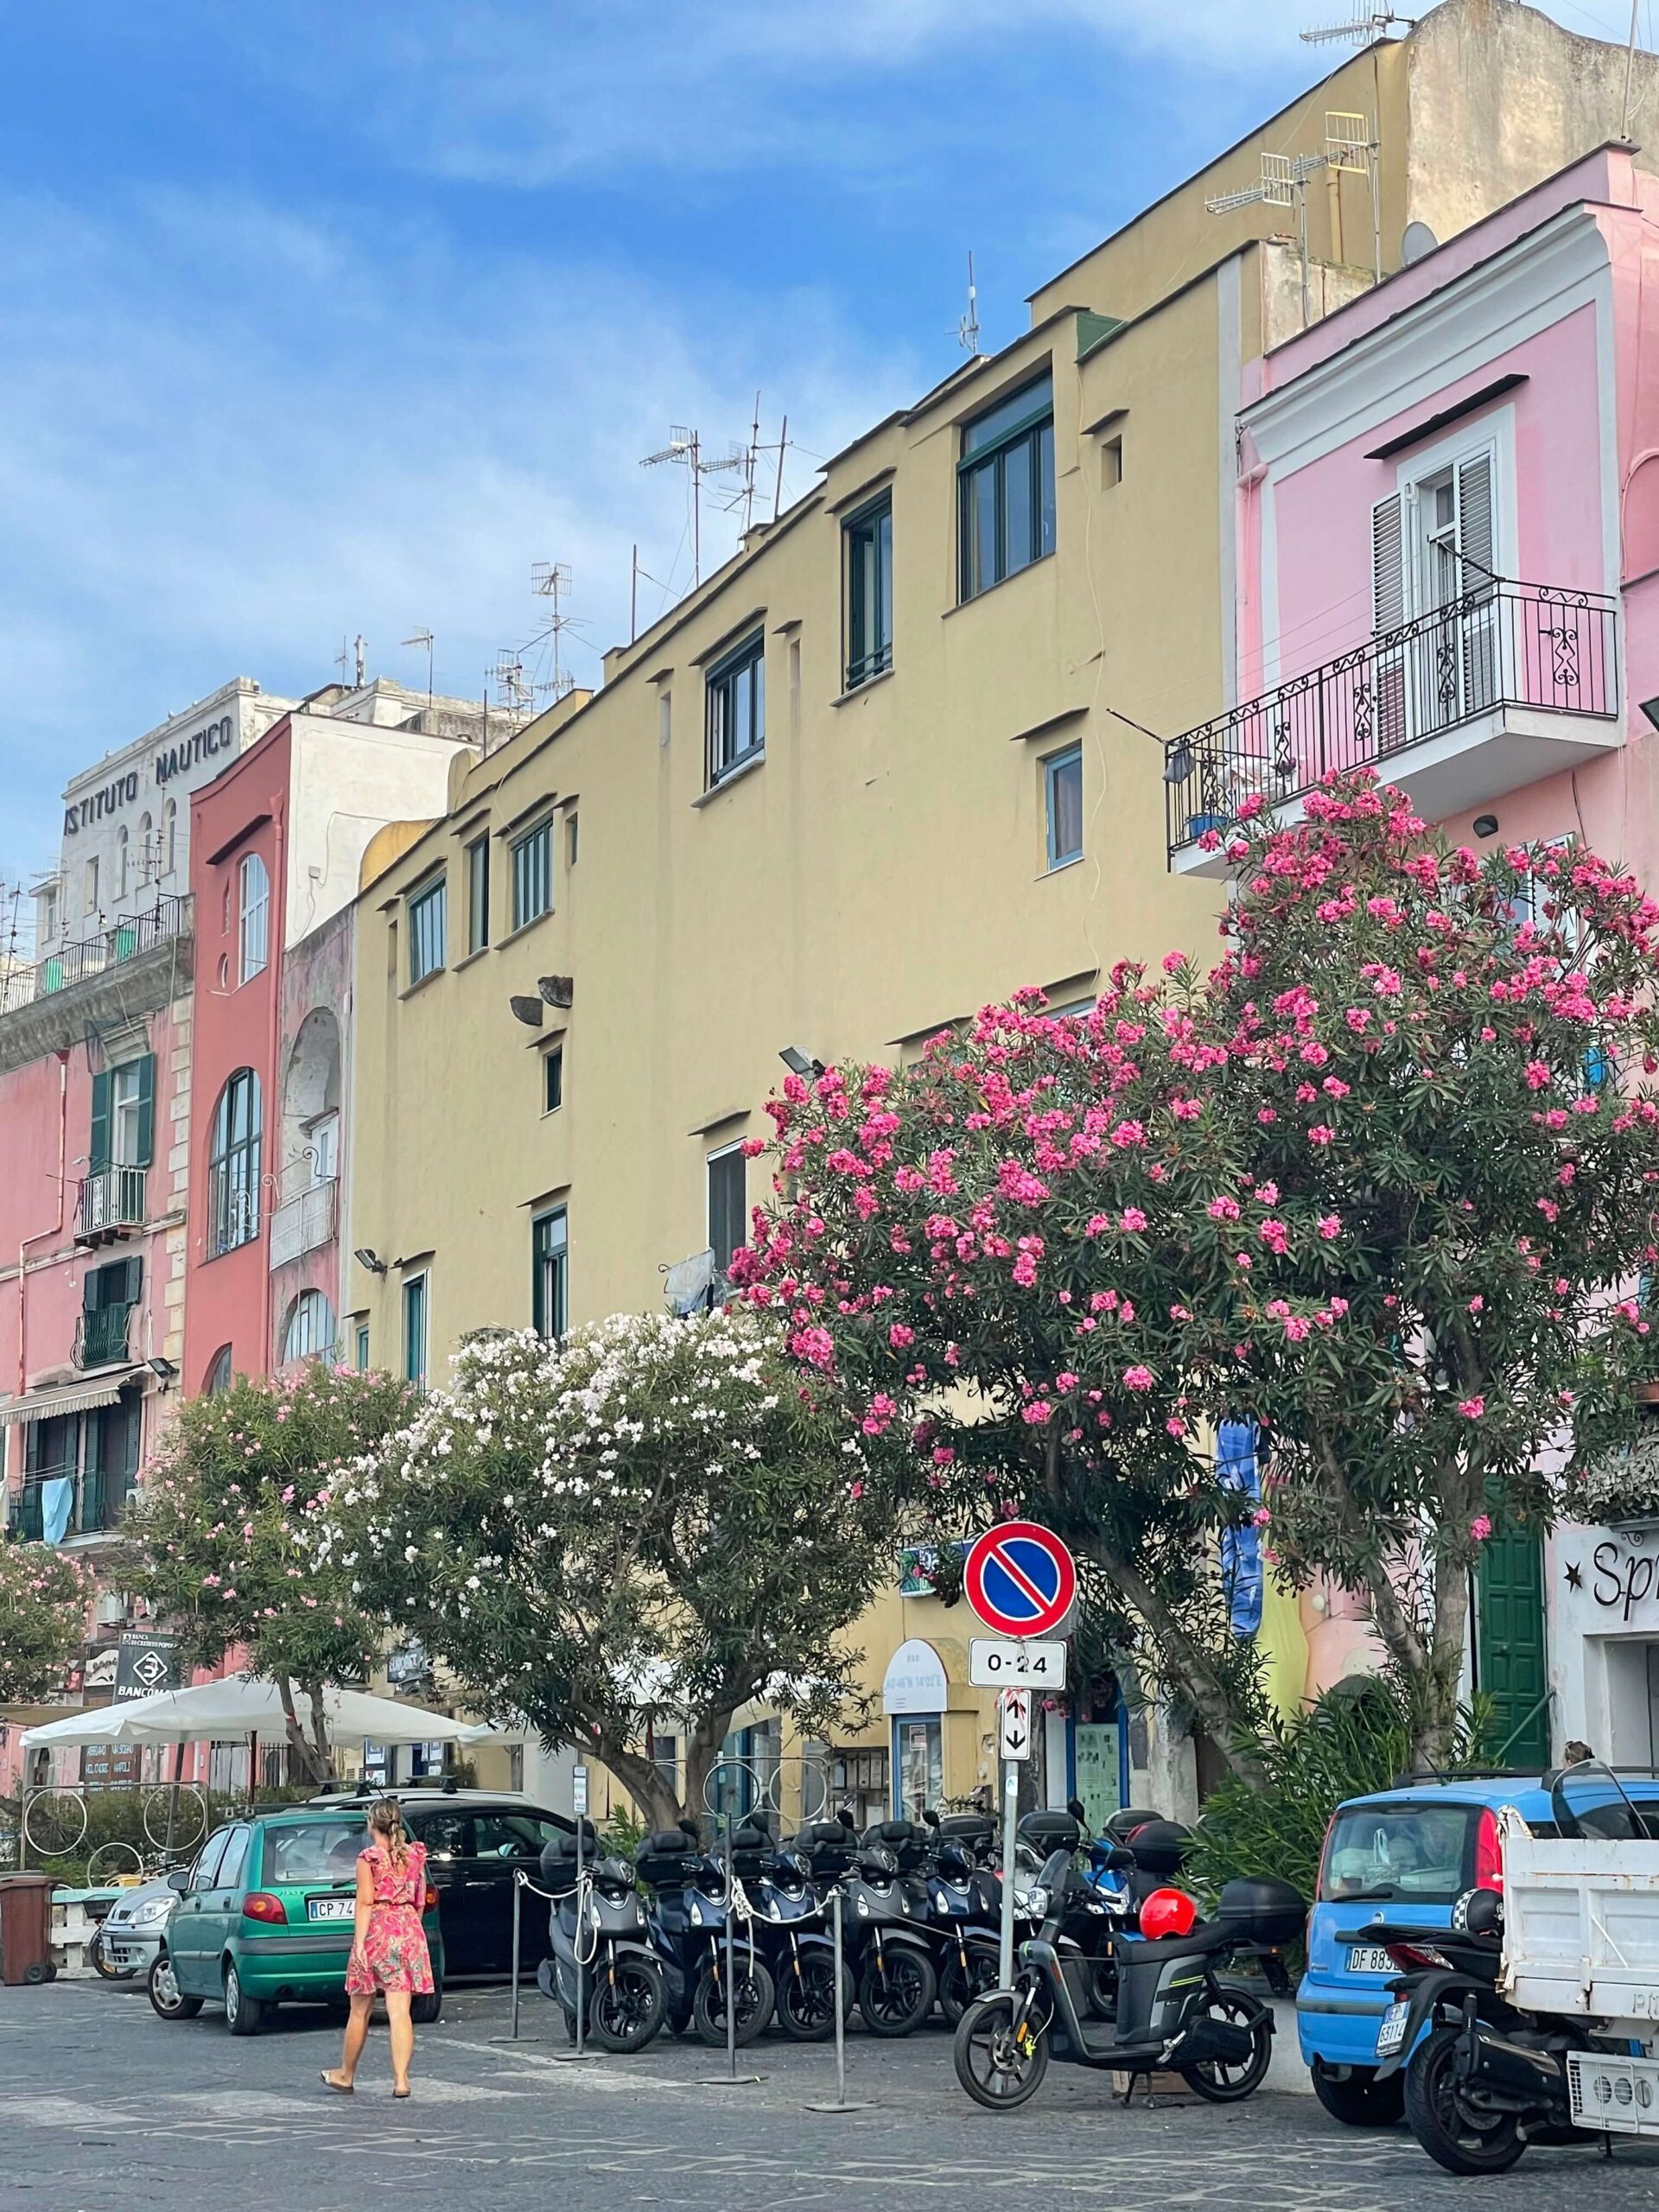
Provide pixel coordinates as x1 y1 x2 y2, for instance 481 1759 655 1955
80 1258 140 1370
238 854 269 984
91 1055 155 1173
81 1393 139 1531
190 1829 232 1893
403 1272 429 1385
705 633 766 787
85 855 99 918
308 1111 339 1184
532 1209 568 1338
1103 435 1123 489
1046 745 1084 870
204 1344 233 1395
465 836 490 955
407 874 447 985
845 495 893 690
566 813 578 868
38 886 57 944
658 693 672 749
207 1068 262 1255
510 821 552 931
473 1810 569 1859
137 812 152 884
543 1045 564 1116
162 799 177 876
283 1290 337 1363
354 1323 370 1371
708 1144 747 1277
958 372 1056 601
115 827 130 899
216 1826 251 1891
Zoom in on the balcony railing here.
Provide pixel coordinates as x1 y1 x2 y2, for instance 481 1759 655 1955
1165 580 1618 859
0 895 189 1017
268 1178 338 1272
76 1167 147 1243
73 1302 133 1370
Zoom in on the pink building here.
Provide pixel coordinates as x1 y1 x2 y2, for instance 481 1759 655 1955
1164 143 1659 1768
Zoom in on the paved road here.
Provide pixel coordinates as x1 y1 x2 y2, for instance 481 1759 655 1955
6 1978 1659 2210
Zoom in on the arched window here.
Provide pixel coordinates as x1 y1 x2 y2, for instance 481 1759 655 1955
162 799 177 877
204 1344 233 1395
238 854 269 984
115 827 130 899
208 1068 262 1255
282 1290 336 1364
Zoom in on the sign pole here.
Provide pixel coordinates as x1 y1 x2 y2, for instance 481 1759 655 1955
510 1870 522 2040
999 1736 1019 1989
573 1766 587 2061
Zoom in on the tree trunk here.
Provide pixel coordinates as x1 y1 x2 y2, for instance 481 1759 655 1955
594 1741 683 1833
306 1680 334 1786
276 1675 330 1789
683 1707 739 1838
1096 1548 1268 1789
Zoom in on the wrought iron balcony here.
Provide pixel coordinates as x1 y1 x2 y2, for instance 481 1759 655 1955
1165 580 1618 870
73 1302 133 1370
75 1166 147 1243
268 1177 338 1272
0 894 189 1018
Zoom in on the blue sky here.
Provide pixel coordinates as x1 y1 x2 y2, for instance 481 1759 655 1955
0 0 1634 887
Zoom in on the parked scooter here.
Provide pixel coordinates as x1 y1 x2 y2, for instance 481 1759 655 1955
953 1846 1302 2109
830 1815 939 2035
635 1819 776 2047
535 1822 667 2052
742 1815 851 2041
919 1810 1005 2024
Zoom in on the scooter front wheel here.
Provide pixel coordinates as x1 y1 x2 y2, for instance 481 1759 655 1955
773 1950 852 2042
692 1955 775 2046
858 1947 937 2037
588 1955 667 2054
939 1949 1000 2028
953 1992 1049 2109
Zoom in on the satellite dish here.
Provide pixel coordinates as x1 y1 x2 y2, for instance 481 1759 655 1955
1400 219 1439 266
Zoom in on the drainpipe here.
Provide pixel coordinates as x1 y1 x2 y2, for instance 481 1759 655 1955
263 801 286 1375
14 1049 71 1494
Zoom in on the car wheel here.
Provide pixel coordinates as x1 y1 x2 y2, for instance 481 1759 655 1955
149 1951 203 2020
1311 2056 1405 2127
224 1960 268 2037
410 1985 443 2026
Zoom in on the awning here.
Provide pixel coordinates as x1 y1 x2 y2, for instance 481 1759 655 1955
21 1678 478 1751
0 1370 138 1426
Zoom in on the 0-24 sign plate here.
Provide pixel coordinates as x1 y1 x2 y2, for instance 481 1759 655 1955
969 1638 1067 1689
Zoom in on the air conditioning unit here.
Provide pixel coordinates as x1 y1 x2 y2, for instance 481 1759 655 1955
95 1591 125 1628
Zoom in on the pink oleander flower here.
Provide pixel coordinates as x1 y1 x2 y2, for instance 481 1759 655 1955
1122 1364 1154 1392
1469 1514 1492 1542
1121 1206 1147 1232
1457 1395 1485 1420
1306 1124 1336 1146
1207 1195 1241 1222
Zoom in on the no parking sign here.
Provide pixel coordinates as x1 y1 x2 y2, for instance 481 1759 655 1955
963 1521 1076 1639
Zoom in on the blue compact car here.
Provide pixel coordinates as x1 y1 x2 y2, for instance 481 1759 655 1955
1298 1770 1659 2126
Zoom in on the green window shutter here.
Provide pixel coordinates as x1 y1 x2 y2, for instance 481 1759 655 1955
134 1054 156 1168
122 1256 143 1306
89 1070 112 1174
83 1268 102 1313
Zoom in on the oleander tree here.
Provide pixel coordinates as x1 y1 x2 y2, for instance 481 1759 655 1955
126 1363 423 1784
0 1545 94 1705
735 769 1659 1771
314 1309 892 1828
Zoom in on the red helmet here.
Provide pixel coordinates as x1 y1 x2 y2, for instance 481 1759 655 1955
1139 1886 1199 1940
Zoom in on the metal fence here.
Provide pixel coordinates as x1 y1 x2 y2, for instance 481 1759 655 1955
1165 580 1618 859
0 895 189 1016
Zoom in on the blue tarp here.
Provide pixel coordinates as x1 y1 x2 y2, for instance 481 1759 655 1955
1217 1419 1263 1637
41 1475 74 1545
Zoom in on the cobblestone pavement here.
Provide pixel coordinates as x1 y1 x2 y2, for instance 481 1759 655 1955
6 1979 1659 2210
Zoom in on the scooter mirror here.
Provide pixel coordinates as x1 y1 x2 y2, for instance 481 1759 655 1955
837 1807 858 1831
1066 1798 1088 1826
923 1808 940 1828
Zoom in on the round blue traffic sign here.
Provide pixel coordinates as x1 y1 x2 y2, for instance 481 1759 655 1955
963 1521 1076 1638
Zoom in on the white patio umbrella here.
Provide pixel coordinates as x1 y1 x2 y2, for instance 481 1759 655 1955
21 1678 474 1751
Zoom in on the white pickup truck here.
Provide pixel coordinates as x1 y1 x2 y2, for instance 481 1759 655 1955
1501 1802 1659 2135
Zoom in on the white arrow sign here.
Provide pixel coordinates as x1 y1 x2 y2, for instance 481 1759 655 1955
998 1688 1033 1764
971 1637 1067 1689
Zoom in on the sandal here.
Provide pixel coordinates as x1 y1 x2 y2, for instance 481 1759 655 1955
320 2073 354 2095
392 2087 411 2100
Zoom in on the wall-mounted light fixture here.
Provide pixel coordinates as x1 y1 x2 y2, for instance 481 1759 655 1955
779 1046 825 1077
144 1356 178 1382
1472 813 1500 839
353 1247 389 1275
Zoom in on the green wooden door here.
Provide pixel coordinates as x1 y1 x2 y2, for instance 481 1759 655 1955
1477 1516 1549 1769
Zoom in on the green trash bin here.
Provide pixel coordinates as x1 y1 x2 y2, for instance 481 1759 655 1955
0 1875 57 1985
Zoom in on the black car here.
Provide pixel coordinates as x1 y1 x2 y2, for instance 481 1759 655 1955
308 1787 574 1977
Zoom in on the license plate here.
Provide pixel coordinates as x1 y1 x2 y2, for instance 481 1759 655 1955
1376 2000 1409 2057
1347 1945 1395 1975
307 1897 354 1922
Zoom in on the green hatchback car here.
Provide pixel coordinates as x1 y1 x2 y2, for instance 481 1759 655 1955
148 1808 445 2035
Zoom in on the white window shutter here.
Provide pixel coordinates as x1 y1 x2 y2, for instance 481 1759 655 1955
1371 493 1404 633
1456 452 1495 592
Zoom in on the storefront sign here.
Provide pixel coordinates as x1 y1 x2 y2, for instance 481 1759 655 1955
83 1647 119 1692
881 1637 950 1715
80 1742 140 1789
114 1631 181 1703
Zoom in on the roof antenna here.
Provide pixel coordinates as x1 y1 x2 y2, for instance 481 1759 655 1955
640 427 747 591
1624 0 1642 139
529 563 579 701
1299 10 1412 45
957 251 981 356
402 628 435 711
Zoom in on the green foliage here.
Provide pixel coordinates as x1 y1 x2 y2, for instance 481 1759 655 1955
0 1544 94 1704
1183 1673 1494 1912
315 1309 897 1823
597 1802 648 1860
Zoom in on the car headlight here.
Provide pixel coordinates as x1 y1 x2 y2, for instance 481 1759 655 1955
131 1899 173 1927
1026 1886 1049 1917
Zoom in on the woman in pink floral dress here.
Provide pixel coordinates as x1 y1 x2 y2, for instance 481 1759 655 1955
321 1797 434 2099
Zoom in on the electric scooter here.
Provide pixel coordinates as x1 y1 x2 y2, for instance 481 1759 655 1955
535 1822 667 2052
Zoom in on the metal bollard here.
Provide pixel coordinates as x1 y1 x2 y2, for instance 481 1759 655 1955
804 1885 872 2113
488 1870 543 2045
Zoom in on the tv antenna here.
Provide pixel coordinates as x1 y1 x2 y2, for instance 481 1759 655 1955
402 628 435 709
529 562 580 701
1206 115 1381 315
957 251 981 355
640 426 747 590
1300 10 1412 44
492 652 536 722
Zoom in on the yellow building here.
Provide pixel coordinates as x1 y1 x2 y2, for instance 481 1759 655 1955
346 0 1659 1823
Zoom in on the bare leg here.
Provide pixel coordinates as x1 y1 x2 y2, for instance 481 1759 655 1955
385 1990 414 2095
324 1993 373 2089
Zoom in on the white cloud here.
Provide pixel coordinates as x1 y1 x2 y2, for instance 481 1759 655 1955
0 187 920 879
